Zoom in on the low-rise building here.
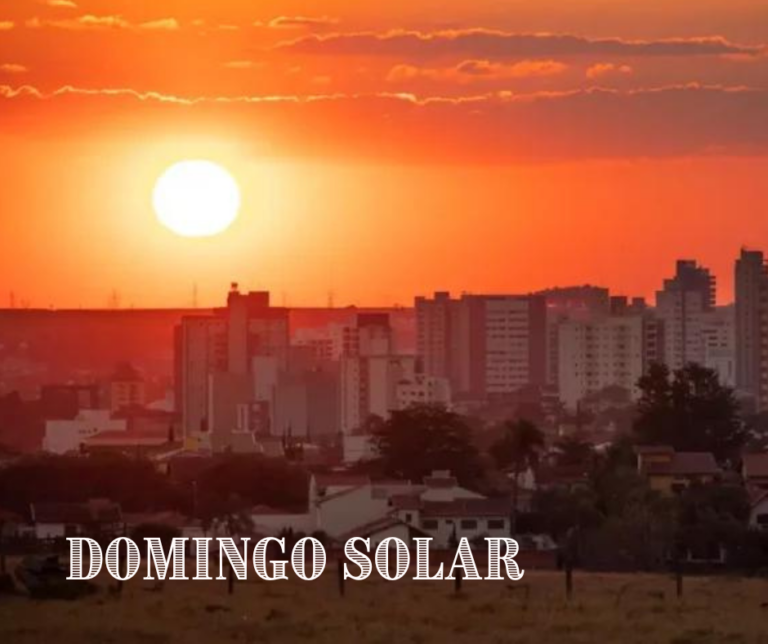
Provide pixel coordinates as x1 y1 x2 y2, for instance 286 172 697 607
391 496 511 548
29 499 123 540
742 453 768 490
43 410 127 454
635 445 721 493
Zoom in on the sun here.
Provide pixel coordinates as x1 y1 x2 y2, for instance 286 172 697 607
153 160 241 238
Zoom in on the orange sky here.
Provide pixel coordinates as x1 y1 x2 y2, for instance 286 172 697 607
1 0 768 308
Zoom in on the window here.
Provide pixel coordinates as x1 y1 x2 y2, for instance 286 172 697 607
404 513 412 524
421 519 438 530
460 519 478 530
487 519 505 530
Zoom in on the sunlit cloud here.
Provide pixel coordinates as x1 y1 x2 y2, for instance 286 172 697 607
223 60 264 70
1 83 767 162
25 14 180 31
0 64 28 74
44 0 78 8
278 29 763 59
388 59 568 84
268 16 339 30
586 63 634 80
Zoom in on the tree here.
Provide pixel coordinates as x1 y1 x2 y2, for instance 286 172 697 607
633 363 746 463
554 435 596 468
490 419 545 533
372 404 481 485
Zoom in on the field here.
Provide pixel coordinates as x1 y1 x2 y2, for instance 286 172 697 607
2 566 768 644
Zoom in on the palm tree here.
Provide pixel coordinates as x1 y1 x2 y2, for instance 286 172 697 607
490 419 545 534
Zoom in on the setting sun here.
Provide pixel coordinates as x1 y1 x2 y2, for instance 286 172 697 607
152 160 241 238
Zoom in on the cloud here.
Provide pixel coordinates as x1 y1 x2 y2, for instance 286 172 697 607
1 84 767 162
138 18 180 31
268 16 339 30
0 21 14 31
586 63 633 79
223 60 264 70
26 14 180 31
44 0 77 7
0 64 28 74
388 59 568 83
277 29 763 60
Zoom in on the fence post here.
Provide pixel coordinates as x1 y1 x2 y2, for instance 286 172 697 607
455 567 463 594
338 559 345 597
564 559 573 601
228 561 234 595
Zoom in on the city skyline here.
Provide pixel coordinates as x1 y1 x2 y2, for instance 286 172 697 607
2 1 768 307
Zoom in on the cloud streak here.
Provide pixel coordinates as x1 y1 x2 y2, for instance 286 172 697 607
387 60 568 83
277 29 764 59
1 83 766 162
26 14 180 31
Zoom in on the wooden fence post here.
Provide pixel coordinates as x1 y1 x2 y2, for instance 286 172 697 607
338 559 345 597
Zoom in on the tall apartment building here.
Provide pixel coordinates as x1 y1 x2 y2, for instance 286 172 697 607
175 285 289 450
701 306 736 388
655 260 716 370
416 292 547 400
557 314 646 410
735 249 768 408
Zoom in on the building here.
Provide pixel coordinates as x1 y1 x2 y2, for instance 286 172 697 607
339 313 445 434
635 445 721 494
656 260 716 370
700 306 736 388
109 363 146 412
742 453 768 490
557 314 645 409
735 249 768 408
43 409 127 454
416 292 547 400
29 499 123 540
175 285 289 450
396 374 451 410
391 496 511 548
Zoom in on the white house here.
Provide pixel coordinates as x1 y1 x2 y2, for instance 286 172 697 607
250 470 495 547
43 410 126 454
391 496 511 548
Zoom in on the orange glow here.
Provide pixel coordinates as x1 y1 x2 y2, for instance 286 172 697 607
1 0 767 307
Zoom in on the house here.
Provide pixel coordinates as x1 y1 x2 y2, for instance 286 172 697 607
250 470 488 546
30 499 123 540
391 496 511 548
635 445 721 493
749 488 768 532
742 453 768 490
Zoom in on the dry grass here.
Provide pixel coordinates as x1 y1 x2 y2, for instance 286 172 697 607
2 565 768 644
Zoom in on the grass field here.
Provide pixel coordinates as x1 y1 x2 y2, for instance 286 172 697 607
2 565 768 644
